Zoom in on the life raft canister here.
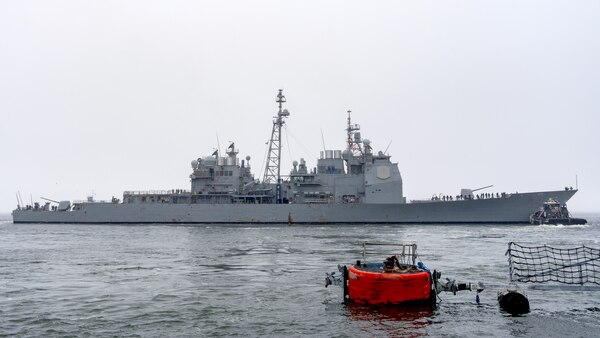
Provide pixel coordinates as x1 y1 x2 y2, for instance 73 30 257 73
347 265 432 305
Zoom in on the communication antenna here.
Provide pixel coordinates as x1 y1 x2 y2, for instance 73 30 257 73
320 128 327 153
263 89 290 184
216 132 222 158
346 110 362 155
384 140 392 155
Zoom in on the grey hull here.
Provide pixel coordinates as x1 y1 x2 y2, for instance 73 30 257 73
12 189 577 224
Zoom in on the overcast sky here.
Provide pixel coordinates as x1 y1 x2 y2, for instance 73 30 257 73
1 0 599 213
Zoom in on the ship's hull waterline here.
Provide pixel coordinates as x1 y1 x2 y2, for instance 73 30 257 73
12 189 576 224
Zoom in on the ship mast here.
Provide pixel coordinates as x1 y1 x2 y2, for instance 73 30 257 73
346 110 362 156
263 89 290 184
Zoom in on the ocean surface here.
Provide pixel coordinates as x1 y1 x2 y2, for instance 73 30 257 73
1 213 599 337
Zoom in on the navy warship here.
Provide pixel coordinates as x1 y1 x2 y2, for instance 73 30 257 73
12 90 579 224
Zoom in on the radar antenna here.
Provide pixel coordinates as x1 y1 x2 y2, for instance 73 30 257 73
346 110 362 156
263 89 290 184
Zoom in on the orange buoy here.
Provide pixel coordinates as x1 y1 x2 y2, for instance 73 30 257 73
347 265 433 305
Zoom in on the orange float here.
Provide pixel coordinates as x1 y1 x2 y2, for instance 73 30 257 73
326 243 484 306
347 265 433 305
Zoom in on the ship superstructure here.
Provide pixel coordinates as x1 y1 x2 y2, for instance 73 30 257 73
12 90 579 224
122 90 403 207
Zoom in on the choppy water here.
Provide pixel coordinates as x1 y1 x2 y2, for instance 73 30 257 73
1 214 599 337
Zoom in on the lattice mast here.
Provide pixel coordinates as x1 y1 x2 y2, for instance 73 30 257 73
263 89 290 184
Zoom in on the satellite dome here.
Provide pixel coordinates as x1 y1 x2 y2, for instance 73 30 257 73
363 139 371 146
293 160 298 167
191 160 198 168
246 155 251 161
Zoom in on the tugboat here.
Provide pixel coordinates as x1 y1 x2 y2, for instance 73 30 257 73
326 243 484 305
529 198 587 225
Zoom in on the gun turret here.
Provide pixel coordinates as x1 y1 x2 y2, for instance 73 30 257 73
460 185 493 199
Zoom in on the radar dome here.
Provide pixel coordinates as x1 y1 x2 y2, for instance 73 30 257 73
293 160 298 167
246 155 251 161
191 160 198 168
363 139 371 146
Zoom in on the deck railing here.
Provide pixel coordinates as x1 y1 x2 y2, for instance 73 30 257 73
362 242 418 266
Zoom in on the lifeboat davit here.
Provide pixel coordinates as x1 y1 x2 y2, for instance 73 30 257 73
347 264 434 305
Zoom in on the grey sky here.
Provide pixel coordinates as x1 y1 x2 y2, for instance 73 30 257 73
1 0 599 213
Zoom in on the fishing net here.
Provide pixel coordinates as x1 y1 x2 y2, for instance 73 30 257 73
506 242 600 285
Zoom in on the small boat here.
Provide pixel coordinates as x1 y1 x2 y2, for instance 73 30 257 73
326 243 483 305
529 198 587 225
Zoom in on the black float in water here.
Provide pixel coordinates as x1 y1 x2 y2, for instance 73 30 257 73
498 286 530 315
